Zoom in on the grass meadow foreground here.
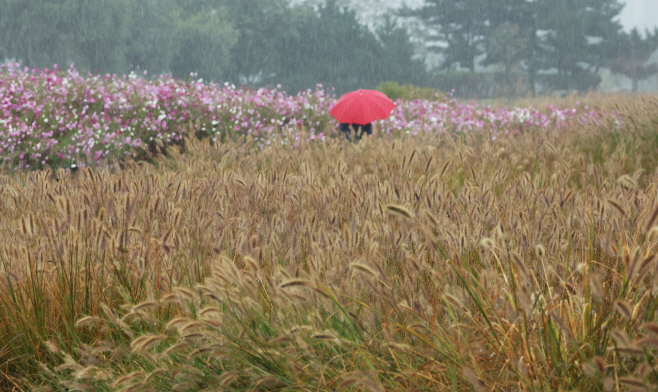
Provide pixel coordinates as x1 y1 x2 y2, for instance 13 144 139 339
2 93 658 391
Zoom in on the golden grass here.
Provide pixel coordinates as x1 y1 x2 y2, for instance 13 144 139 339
488 91 658 111
1 94 658 391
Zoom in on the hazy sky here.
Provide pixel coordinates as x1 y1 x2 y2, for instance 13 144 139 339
618 0 658 34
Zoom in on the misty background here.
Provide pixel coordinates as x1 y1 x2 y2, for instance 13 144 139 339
1 0 657 98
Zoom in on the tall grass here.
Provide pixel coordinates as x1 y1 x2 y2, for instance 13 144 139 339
1 95 658 391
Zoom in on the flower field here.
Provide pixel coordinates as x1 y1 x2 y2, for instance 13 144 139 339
1 63 611 169
3 66 658 391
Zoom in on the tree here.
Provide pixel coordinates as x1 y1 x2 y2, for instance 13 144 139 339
480 0 539 95
482 23 528 91
608 28 658 93
373 15 430 87
223 0 295 85
1 0 132 72
584 0 626 72
125 0 181 75
401 0 489 72
400 0 627 96
169 7 238 82
275 0 381 94
271 0 431 95
534 0 623 92
0 0 238 80
1 0 432 93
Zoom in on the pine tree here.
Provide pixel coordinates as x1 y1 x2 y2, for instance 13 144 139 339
401 0 489 72
608 28 658 92
534 0 623 92
373 15 430 87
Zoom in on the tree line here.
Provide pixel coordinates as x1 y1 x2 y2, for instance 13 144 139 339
1 0 657 97
0 0 429 95
403 0 658 96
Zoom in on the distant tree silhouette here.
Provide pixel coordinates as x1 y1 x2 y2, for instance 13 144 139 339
608 28 658 93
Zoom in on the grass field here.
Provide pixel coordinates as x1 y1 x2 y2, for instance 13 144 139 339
2 85 658 390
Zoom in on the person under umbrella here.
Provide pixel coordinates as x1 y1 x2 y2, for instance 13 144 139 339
330 89 395 142
339 122 372 141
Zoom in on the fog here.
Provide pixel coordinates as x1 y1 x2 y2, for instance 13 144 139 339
2 0 657 97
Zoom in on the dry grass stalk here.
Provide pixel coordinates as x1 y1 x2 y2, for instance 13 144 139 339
4 95 658 391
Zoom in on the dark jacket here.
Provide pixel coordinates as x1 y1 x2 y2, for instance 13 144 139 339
339 123 372 141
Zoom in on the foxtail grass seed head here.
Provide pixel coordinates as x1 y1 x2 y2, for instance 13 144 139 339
590 274 604 299
611 329 631 347
385 204 414 219
614 300 633 321
646 204 658 232
480 237 495 249
618 377 649 391
607 199 626 216
75 316 103 328
132 301 159 312
648 226 658 243
642 322 658 335
280 279 312 289
632 254 655 285
535 244 546 257
511 252 529 278
424 210 439 226
462 366 487 392
592 356 606 375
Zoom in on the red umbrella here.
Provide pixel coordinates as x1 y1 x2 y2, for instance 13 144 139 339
329 89 396 125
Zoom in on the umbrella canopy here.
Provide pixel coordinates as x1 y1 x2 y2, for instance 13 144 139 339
329 89 396 125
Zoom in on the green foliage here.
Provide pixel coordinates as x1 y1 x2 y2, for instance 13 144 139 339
268 0 432 95
0 0 433 94
376 81 444 101
1 0 132 73
402 0 488 72
0 0 238 80
482 23 528 95
282 0 381 94
533 0 622 93
125 0 181 75
222 0 294 85
1 0 640 98
169 8 238 82
373 15 433 87
406 0 626 96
